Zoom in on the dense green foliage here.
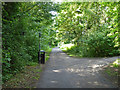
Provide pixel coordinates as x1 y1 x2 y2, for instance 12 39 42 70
2 2 120 83
55 2 120 57
2 2 59 82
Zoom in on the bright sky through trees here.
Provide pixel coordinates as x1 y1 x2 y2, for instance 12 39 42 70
49 11 58 16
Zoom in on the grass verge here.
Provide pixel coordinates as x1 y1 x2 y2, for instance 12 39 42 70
60 44 82 58
2 64 41 88
2 48 53 88
45 48 52 62
60 44 120 86
62 49 82 58
101 58 120 87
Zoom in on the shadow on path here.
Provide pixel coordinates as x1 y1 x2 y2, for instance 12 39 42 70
36 47 118 88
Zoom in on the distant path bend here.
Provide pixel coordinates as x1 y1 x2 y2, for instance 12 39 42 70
36 47 118 88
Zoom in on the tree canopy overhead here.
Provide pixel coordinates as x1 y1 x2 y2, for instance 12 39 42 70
2 2 120 83
2 2 59 82
54 2 119 57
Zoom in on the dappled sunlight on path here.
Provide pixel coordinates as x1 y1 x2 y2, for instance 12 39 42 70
36 47 118 88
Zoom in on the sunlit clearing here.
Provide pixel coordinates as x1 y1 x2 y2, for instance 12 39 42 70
60 43 74 50
53 48 60 52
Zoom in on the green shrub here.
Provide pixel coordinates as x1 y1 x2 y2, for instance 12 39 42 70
65 29 119 57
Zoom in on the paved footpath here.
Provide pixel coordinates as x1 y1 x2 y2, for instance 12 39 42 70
36 47 118 88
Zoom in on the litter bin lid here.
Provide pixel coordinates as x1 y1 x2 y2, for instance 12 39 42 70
40 50 45 52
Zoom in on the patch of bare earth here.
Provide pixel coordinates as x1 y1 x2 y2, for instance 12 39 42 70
3 65 42 88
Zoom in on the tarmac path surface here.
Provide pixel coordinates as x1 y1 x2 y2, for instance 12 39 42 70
36 47 118 88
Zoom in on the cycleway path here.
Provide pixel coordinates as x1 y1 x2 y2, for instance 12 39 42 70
36 47 118 88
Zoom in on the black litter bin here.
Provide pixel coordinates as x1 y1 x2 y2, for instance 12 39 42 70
40 50 45 64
